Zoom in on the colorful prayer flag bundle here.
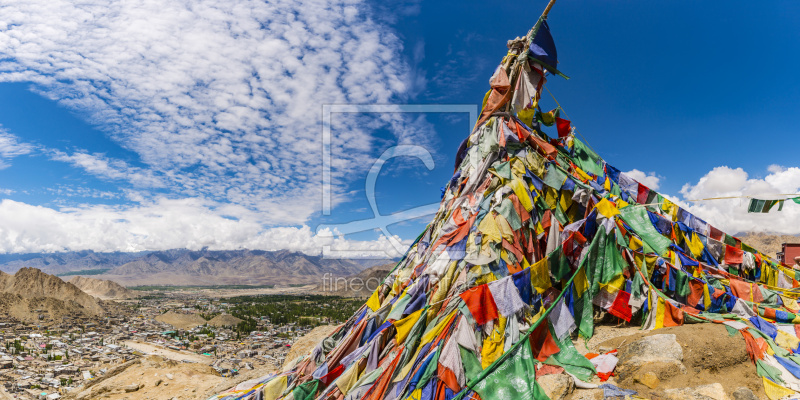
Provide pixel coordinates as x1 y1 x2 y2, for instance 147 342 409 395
211 13 800 400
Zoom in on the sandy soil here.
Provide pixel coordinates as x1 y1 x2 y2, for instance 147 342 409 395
122 340 212 364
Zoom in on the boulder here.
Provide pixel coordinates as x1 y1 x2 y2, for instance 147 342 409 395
123 383 140 393
615 334 687 384
537 373 573 400
634 371 660 389
662 383 730 400
570 389 604 400
731 387 758 400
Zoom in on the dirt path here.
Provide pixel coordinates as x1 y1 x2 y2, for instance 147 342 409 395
122 340 212 364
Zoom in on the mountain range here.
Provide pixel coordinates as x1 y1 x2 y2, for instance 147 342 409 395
0 249 394 286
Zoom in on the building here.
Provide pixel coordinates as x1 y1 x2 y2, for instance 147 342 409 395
778 243 800 266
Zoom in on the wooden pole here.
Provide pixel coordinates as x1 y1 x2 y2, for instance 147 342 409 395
502 0 558 112
528 0 557 41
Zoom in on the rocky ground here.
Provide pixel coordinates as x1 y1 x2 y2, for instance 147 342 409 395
537 323 766 400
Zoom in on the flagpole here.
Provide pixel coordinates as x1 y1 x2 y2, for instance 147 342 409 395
504 0 558 111
528 0 557 41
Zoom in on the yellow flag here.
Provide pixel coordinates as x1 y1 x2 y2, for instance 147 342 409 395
687 232 704 259
478 213 502 243
495 214 515 242
574 166 591 182
629 236 643 251
421 311 456 345
574 268 589 297
559 193 573 213
763 376 797 400
776 330 800 351
261 375 288 400
510 178 533 211
518 107 536 128
530 257 552 294
654 297 666 329
596 198 620 218
394 309 424 344
481 316 506 369
703 284 712 311
782 296 800 312
600 274 626 294
366 290 381 312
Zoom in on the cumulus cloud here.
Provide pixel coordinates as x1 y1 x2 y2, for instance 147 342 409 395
678 166 800 234
0 198 408 257
0 0 426 225
625 169 661 190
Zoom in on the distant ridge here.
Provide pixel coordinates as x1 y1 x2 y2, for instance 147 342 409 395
0 249 396 286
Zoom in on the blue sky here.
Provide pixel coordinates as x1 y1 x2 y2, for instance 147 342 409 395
0 0 798 256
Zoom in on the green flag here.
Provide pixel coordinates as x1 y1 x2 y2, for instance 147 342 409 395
293 380 320 400
472 338 550 400
618 205 672 256
571 136 603 176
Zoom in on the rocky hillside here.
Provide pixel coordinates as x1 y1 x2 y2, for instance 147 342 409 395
68 276 137 300
206 313 243 327
0 267 104 322
155 311 207 330
739 232 800 260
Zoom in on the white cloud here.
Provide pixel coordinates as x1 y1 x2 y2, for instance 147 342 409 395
0 129 32 169
625 169 661 190
0 198 408 257
678 166 800 234
0 0 426 225
48 150 166 188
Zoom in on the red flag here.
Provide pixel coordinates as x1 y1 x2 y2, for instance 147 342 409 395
725 245 744 264
556 117 571 138
608 290 632 322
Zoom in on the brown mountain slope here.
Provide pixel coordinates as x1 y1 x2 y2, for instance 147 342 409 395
0 267 104 322
740 232 800 260
68 275 137 300
206 313 243 327
155 311 207 330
